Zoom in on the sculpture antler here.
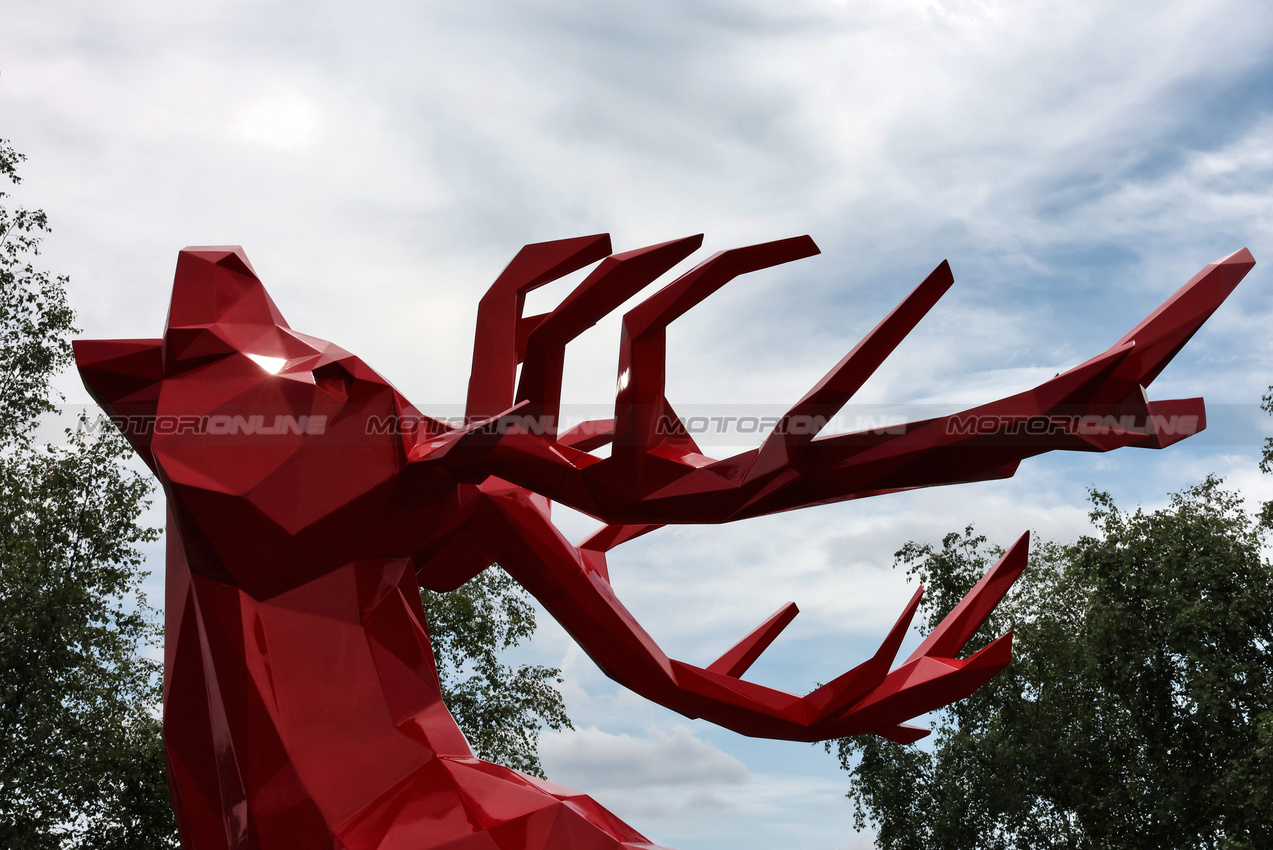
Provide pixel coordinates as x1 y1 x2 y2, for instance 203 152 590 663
423 236 1253 525
415 475 1032 742
409 236 1252 741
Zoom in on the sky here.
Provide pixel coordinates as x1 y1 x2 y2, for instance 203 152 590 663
4 1 1273 848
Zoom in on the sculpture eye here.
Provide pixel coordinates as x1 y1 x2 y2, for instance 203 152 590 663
246 353 286 374
313 361 354 402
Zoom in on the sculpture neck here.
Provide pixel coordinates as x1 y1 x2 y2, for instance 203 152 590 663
163 516 471 847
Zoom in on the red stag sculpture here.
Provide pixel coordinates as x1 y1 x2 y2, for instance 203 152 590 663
74 235 1252 850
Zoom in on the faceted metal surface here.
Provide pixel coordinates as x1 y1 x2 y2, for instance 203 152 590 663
75 239 1253 849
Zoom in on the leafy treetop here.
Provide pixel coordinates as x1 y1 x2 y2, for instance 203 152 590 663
832 475 1273 850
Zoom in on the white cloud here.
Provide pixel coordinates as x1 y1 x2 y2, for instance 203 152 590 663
228 86 324 153
540 724 748 791
538 723 864 849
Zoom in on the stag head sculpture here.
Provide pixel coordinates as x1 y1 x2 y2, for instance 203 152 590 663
75 235 1253 849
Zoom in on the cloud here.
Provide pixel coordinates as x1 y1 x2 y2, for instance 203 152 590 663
538 723 863 849
538 725 748 827
540 724 749 791
228 86 325 153
5 2 1273 849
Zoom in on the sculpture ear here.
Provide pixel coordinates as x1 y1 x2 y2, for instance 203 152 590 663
166 247 289 331
163 247 311 371
74 338 164 469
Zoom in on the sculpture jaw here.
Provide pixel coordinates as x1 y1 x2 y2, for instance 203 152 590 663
73 337 163 468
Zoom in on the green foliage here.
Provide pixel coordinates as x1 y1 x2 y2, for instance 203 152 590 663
0 137 175 847
1260 389 1273 530
0 139 74 449
831 477 1273 850
421 568 572 778
0 428 171 849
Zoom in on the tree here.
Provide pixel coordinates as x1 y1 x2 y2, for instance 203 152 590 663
1260 388 1273 528
830 476 1273 850
0 138 174 847
421 570 573 778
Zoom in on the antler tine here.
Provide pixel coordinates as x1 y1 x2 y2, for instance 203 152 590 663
612 237 820 473
838 632 1015 737
903 531 1028 665
467 234 612 422
1102 247 1254 399
516 235 703 440
706 601 800 679
749 260 953 481
804 586 923 720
